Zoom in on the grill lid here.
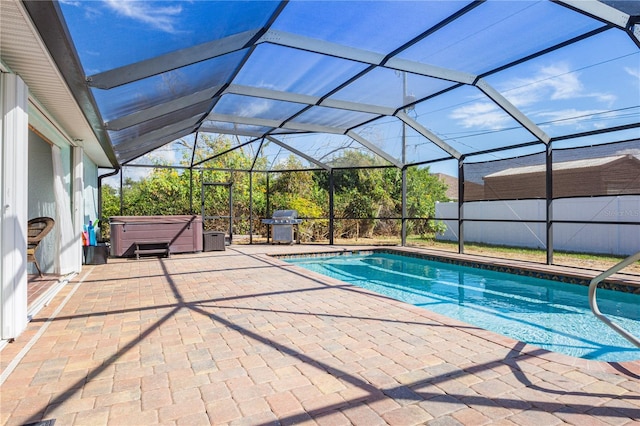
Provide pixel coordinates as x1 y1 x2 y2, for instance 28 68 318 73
262 209 302 225
272 210 298 219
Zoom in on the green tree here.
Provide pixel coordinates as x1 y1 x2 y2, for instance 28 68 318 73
196 135 266 234
101 139 449 243
270 156 327 241
405 166 449 237
316 151 399 238
99 182 120 240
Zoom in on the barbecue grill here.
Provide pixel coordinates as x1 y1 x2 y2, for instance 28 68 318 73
261 210 302 244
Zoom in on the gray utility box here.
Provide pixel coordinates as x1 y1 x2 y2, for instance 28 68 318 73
83 244 109 265
203 231 226 251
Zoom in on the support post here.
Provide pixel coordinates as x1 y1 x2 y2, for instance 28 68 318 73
546 143 554 265
400 72 408 246
200 169 204 224
119 167 124 215
401 167 407 246
458 158 465 254
189 168 193 214
228 182 233 244
266 173 270 243
329 170 335 245
249 171 253 245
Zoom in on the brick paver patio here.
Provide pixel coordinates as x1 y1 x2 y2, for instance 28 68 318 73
1 245 639 425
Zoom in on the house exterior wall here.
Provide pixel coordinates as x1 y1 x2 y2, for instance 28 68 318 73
482 173 545 200
1 70 103 341
480 157 640 200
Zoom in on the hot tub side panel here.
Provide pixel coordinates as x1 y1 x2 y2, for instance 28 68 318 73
110 215 203 257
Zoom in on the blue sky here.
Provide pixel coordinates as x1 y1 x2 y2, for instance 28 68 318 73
59 0 640 177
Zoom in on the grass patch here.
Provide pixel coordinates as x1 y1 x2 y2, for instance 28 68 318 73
406 236 640 274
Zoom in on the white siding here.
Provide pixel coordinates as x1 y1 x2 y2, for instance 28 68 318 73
1 74 29 339
436 196 640 256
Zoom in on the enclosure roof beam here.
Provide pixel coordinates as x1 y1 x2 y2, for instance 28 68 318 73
250 138 266 171
199 127 268 138
555 1 640 47
205 112 354 136
225 84 395 116
117 115 201 154
225 84 320 106
192 137 259 168
206 113 284 129
554 0 632 30
258 29 477 85
475 78 551 144
319 99 394 116
105 86 222 131
258 29 386 66
265 135 332 171
345 131 403 169
395 112 462 160
87 30 259 89
279 122 346 135
119 129 194 164
383 58 477 85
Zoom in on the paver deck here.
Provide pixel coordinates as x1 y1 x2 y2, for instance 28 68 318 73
1 245 639 425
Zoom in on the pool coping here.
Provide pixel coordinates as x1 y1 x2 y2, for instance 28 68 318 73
272 246 640 294
265 246 640 375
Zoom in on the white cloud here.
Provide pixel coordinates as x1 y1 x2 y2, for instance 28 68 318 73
148 150 180 165
502 62 620 110
238 98 273 118
124 167 152 182
449 101 511 130
536 108 605 128
60 0 100 19
446 61 622 132
589 92 617 105
625 66 640 80
102 0 183 33
448 63 594 129
503 63 583 108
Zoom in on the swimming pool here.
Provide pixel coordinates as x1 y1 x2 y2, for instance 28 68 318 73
284 251 640 362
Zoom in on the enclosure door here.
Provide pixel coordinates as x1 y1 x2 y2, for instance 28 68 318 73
201 182 233 244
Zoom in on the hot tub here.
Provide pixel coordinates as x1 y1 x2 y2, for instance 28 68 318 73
109 215 203 257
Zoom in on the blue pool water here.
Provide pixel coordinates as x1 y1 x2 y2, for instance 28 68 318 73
285 252 640 362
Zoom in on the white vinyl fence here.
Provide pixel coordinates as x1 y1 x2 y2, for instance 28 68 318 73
435 196 640 256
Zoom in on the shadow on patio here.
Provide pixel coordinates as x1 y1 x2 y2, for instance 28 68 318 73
2 245 639 425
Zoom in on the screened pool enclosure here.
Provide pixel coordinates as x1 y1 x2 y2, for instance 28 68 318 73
25 0 640 263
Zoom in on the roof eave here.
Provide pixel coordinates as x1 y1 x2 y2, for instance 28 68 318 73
21 0 119 168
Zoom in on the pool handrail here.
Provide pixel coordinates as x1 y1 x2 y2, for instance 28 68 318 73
588 250 640 348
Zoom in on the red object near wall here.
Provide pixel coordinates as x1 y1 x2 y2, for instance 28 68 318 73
109 215 203 257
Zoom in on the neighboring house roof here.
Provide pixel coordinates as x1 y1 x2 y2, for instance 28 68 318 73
435 173 459 201
0 0 116 167
483 155 640 179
